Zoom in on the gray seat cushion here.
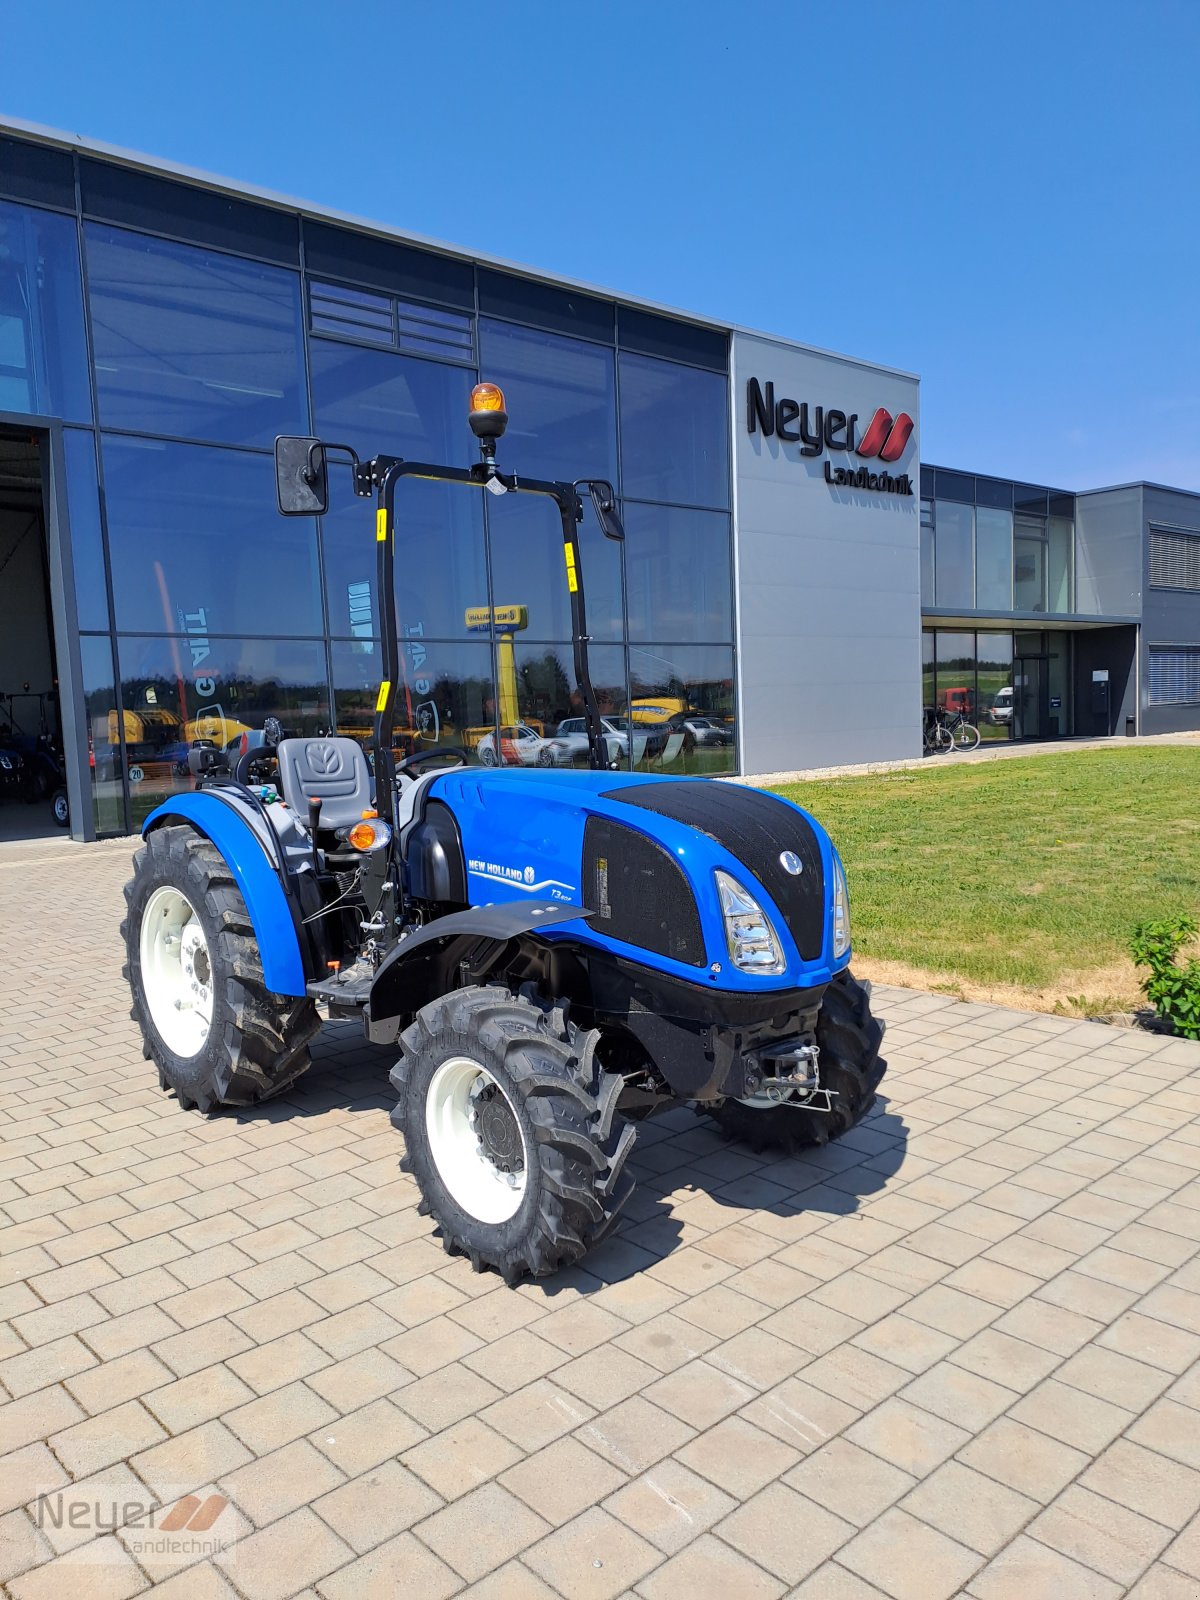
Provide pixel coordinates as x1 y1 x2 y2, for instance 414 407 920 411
276 737 373 830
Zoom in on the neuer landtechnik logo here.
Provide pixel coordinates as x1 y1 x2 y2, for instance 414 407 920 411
746 377 915 496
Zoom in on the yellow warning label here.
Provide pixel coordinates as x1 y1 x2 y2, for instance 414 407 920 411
564 541 579 594
375 680 391 712
376 509 388 542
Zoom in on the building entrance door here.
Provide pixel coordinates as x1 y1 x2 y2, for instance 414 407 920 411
1014 657 1048 740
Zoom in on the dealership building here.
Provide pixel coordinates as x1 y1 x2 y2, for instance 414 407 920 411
2 117 1199 841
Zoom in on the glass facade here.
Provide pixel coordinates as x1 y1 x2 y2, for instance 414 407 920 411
923 626 1072 741
921 468 1075 618
0 147 734 833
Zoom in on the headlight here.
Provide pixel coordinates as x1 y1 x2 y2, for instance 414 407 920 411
714 870 786 975
831 854 851 958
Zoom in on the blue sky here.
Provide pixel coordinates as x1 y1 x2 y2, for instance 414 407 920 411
4 0 1198 490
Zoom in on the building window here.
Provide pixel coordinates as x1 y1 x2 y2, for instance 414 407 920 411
975 507 1014 610
86 224 307 448
617 352 729 508
1149 647 1200 705
623 504 732 643
1046 516 1073 612
920 500 935 607
1013 516 1047 612
1149 528 1200 592
0 200 92 423
933 501 974 609
101 436 324 637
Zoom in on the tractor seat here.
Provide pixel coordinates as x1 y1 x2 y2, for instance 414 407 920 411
276 737 374 831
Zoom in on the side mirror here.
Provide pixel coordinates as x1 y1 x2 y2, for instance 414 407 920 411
588 480 625 542
275 436 328 516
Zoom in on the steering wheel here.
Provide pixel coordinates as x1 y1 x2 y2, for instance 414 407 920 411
394 746 471 776
235 744 279 786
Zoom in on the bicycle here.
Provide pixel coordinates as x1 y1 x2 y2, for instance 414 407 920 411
922 709 953 756
940 708 981 752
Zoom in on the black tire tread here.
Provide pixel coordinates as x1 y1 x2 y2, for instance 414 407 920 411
122 824 319 1113
707 969 886 1155
390 983 635 1282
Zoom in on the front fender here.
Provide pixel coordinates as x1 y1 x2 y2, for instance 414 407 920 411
143 794 307 997
366 900 592 1043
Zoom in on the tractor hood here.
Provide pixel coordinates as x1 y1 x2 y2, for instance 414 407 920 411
426 768 848 994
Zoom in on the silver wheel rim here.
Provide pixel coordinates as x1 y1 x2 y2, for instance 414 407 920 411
425 1056 528 1224
139 885 214 1058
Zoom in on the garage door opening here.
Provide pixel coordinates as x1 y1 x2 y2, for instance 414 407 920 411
0 427 69 842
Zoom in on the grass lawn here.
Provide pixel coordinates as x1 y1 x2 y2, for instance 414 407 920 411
773 745 1200 1014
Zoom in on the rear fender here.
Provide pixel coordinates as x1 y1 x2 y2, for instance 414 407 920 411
143 793 308 997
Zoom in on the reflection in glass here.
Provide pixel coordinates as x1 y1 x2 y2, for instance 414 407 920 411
1014 517 1047 611
507 642 628 769
618 353 729 509
920 501 935 608
933 501 973 609
976 631 1013 741
487 491 622 643
1047 518 1073 613
79 635 124 835
115 635 328 828
332 636 493 763
623 503 732 643
922 631 935 714
323 483 487 643
0 200 92 423
478 320 617 483
629 643 735 776
311 340 476 464
102 437 323 637
63 430 109 631
975 507 1013 611
934 631 975 718
86 224 307 447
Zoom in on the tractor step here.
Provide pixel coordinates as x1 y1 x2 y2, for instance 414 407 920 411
307 966 373 1014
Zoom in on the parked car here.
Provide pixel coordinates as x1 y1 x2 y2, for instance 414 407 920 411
542 716 631 767
677 716 732 748
476 723 552 767
988 686 1014 725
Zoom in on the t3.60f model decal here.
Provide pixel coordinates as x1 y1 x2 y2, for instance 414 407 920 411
746 378 914 496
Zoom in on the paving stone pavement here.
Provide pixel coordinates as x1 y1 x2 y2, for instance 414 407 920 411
3 838 1200 1599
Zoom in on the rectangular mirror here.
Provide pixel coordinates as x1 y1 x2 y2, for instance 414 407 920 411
588 480 624 542
275 435 328 516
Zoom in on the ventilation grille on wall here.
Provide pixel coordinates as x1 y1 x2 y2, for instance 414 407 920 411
310 281 474 361
1149 528 1200 592
1149 647 1200 705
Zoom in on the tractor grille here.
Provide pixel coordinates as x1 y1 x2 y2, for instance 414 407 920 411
582 816 706 967
604 781 826 961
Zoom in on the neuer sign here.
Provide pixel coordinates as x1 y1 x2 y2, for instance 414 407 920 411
746 377 915 496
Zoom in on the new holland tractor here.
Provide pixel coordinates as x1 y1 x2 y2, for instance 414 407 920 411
122 383 885 1283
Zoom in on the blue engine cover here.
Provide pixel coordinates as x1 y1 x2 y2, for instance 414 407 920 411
426 768 849 996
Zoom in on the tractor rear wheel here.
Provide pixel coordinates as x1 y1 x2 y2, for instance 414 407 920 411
123 824 319 1113
391 985 636 1282
707 969 886 1155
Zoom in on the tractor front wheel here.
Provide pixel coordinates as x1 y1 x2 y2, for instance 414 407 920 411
706 968 886 1155
123 824 319 1112
391 985 636 1282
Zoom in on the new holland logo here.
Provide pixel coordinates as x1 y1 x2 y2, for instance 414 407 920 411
746 378 915 496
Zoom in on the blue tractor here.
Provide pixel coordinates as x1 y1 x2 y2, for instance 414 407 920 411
122 383 885 1282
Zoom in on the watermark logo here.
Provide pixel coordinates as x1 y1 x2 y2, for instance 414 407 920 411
32 1484 239 1564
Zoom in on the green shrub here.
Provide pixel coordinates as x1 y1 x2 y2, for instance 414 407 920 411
1130 915 1200 1040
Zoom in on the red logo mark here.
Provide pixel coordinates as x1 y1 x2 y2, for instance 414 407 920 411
158 1494 229 1532
858 409 914 463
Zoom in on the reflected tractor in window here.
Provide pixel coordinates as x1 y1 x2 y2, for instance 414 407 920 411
121 384 885 1282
